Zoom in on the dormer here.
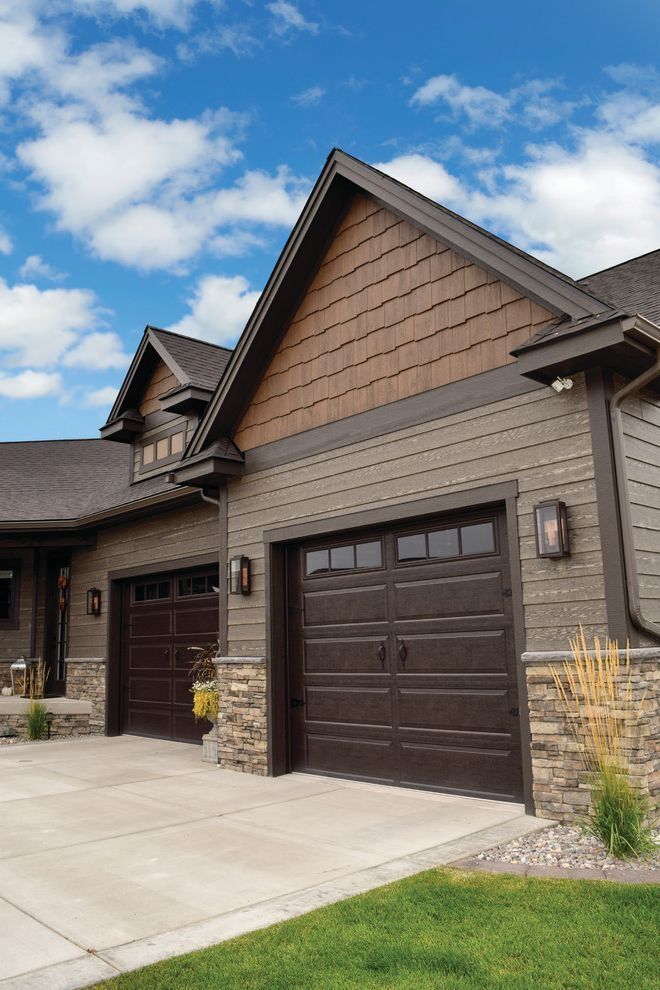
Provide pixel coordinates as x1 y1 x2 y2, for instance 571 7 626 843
100 326 233 483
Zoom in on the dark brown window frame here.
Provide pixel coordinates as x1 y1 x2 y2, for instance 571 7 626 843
138 424 188 475
394 516 498 567
0 558 21 629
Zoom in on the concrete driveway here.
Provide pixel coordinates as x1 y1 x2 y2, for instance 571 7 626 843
0 736 548 990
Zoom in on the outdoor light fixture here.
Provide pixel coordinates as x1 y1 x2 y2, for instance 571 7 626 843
550 376 574 393
229 556 251 595
86 587 102 616
534 500 570 558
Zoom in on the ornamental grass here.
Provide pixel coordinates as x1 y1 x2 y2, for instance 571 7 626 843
551 628 656 859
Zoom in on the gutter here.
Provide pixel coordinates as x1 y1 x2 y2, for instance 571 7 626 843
610 349 660 641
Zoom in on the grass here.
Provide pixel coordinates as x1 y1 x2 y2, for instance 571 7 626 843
93 869 660 990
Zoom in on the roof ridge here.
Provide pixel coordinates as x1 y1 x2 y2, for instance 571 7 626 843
148 325 233 354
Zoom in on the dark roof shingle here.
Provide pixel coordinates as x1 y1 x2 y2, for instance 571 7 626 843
149 327 232 391
578 249 660 325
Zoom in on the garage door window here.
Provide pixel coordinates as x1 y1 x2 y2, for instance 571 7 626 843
133 580 170 603
397 520 495 564
305 540 382 576
177 572 220 597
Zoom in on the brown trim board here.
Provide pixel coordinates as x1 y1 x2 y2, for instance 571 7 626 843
262 480 534 814
245 364 543 474
585 367 635 645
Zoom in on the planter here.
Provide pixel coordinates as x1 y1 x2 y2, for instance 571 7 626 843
201 717 218 764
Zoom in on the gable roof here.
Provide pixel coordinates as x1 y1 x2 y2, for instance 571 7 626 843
106 325 232 426
578 249 660 325
186 148 611 456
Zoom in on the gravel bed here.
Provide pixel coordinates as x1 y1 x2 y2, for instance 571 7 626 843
477 824 659 872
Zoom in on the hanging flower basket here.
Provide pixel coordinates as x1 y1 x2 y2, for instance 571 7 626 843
192 679 219 725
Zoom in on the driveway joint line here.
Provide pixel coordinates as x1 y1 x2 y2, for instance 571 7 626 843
0 892 90 955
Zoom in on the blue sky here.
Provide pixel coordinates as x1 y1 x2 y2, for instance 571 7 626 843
1 0 660 440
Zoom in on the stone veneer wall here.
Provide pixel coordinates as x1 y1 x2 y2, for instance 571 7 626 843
1 711 93 740
213 657 268 774
65 658 106 734
524 649 659 822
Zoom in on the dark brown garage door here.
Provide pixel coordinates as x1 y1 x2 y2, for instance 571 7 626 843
287 509 523 801
121 567 219 743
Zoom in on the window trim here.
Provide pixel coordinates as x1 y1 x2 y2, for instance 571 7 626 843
138 424 188 474
0 558 21 629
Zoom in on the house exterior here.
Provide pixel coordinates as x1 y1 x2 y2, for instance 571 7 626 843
1 150 658 821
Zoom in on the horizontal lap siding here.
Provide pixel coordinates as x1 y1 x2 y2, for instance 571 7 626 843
622 391 660 625
68 501 218 657
227 374 606 654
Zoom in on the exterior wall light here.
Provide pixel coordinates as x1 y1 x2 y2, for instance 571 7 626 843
550 376 574 393
86 587 102 616
229 556 251 595
534 500 570 558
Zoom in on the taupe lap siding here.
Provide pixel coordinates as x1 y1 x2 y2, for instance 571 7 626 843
227 374 607 655
68 501 218 658
621 390 660 625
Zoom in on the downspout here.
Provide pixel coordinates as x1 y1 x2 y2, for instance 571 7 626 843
609 352 660 640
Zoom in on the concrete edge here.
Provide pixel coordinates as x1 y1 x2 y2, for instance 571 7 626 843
0 954 118 990
93 814 553 981
0 699 93 715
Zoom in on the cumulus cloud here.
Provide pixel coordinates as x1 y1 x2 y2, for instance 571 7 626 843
267 1 319 36
0 229 12 255
373 153 466 207
0 279 101 366
62 331 130 370
18 255 64 281
0 369 61 399
82 384 120 407
167 274 261 346
52 0 202 30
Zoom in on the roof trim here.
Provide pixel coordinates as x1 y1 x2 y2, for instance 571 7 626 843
187 148 610 456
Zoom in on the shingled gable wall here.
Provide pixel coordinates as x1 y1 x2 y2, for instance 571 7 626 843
234 193 555 450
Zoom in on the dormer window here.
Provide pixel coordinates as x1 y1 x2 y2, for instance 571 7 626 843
141 430 185 471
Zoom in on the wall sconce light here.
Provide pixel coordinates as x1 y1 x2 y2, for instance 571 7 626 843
229 556 251 595
534 500 570 558
550 376 574 393
86 587 102 616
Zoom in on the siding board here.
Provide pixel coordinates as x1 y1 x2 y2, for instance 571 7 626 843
622 390 660 626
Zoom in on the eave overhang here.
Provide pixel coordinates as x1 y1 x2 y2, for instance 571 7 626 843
160 384 213 414
167 439 244 488
99 409 144 443
513 312 660 385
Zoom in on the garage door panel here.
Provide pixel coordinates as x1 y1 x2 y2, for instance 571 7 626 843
397 687 512 734
393 572 504 620
394 631 508 673
304 637 388 674
128 676 172 704
304 585 388 627
305 733 395 782
174 605 218 636
124 708 171 739
305 686 392 726
400 742 519 799
128 610 173 638
127 644 171 669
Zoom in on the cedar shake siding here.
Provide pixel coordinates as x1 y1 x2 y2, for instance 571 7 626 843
138 359 179 417
227 373 607 655
68 501 218 659
621 388 660 626
234 193 554 451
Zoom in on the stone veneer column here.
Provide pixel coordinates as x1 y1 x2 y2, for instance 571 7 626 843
65 658 106 734
523 648 659 822
213 656 268 774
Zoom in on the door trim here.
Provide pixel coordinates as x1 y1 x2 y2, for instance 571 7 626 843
264 481 534 814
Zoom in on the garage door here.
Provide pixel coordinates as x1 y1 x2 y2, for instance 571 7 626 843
121 567 219 743
287 509 523 801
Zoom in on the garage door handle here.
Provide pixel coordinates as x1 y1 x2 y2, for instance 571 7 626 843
377 643 386 667
398 640 407 666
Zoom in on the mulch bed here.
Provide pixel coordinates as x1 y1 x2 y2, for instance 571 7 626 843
452 824 659 884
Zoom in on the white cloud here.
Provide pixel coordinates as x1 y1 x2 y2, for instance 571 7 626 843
292 85 325 107
0 278 101 366
0 369 61 398
83 384 120 407
267 1 319 36
62 331 130 370
167 274 260 346
410 74 510 127
0 228 12 255
54 0 202 30
18 254 64 281
373 154 466 207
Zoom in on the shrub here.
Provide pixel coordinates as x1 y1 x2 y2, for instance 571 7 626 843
551 628 656 859
192 681 219 723
26 700 49 740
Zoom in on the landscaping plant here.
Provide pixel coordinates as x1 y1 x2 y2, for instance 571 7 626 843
189 641 219 724
26 699 48 740
552 628 656 858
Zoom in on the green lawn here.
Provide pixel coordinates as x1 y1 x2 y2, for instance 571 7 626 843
95 869 659 990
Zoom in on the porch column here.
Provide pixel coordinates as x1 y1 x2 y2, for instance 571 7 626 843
212 656 268 774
